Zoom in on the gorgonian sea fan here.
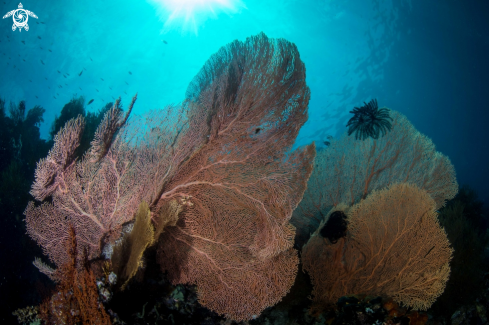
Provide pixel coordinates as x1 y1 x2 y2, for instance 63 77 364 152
347 99 392 140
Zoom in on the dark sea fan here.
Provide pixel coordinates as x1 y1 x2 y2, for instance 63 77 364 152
346 99 392 140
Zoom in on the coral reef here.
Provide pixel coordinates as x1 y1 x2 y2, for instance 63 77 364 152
302 183 453 313
23 32 315 322
38 227 111 324
24 96 146 277
111 201 155 290
156 32 315 321
292 109 458 246
431 187 489 320
12 305 40 325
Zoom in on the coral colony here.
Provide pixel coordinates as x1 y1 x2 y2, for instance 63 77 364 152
20 33 459 324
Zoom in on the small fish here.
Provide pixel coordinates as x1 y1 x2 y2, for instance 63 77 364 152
96 89 99 92
90 57 93 61
22 59 25 62
48 86 50 89
163 40 168 44
48 49 52 52
35 96 38 99
40 60 44 65
79 87 82 90
29 79 32 82
21 40 25 45
125 81 128 85
45 77 47 80
36 21 39 24
109 87 112 90
100 78 104 81
65 83 67 86
53 96 56 99
37 36 41 40
57 93 59 96
58 85 62 88
87 99 94 105
63 74 67 78
124 91 127 95
57 70 60 74
83 67 87 71
66 72 70 76
13 65 15 68
40 46 43 50
41 22 45 24
78 70 83 76
17 68 20 71
128 71 132 75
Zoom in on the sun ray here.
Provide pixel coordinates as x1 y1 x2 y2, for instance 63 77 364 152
150 0 246 35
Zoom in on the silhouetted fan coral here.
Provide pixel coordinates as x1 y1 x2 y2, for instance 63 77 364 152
346 99 392 140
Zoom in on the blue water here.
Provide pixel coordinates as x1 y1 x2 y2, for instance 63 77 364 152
1 0 488 321
2 0 487 202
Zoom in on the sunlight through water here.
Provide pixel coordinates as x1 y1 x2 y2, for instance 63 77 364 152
149 0 246 35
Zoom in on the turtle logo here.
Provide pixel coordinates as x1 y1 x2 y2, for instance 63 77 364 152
3 3 38 32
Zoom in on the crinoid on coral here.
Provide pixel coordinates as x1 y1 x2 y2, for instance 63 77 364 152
346 99 392 140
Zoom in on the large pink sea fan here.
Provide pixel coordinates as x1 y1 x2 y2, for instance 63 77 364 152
156 32 315 321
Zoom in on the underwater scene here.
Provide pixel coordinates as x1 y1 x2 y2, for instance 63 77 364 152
1 0 489 324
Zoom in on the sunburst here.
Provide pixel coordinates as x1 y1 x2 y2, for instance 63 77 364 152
150 0 246 35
